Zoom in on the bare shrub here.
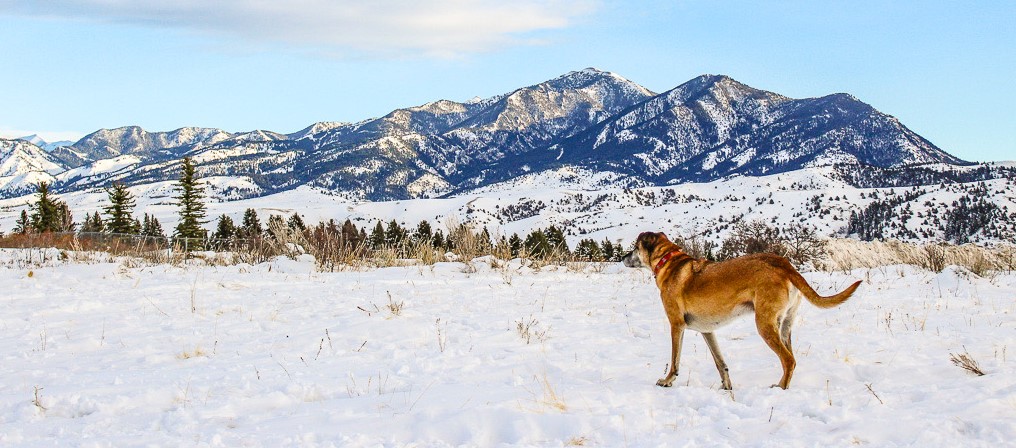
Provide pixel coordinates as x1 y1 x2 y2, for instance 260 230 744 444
717 220 787 261
920 244 948 273
782 224 827 267
671 232 716 260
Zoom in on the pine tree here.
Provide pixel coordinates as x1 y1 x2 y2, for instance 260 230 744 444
575 238 603 261
14 210 31 234
30 182 66 233
524 229 551 257
213 214 236 241
80 211 105 233
369 221 386 249
103 182 137 234
287 212 306 232
238 208 263 240
80 213 95 234
508 233 523 257
413 220 433 244
173 157 208 247
141 214 165 239
544 226 569 256
600 239 617 261
479 227 493 253
432 229 446 249
385 220 407 249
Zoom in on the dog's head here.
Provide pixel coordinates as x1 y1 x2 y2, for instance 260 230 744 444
621 232 668 269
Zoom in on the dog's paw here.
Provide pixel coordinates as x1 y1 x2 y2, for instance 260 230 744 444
656 378 674 387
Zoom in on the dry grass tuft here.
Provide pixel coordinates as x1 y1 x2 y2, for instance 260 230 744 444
950 348 986 376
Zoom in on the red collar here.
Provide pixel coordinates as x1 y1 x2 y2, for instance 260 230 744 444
653 249 683 277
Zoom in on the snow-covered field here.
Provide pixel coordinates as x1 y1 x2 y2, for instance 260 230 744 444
1 250 1015 446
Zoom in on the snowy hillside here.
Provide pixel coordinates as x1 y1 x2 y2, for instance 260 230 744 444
1 250 1013 446
0 139 65 197
2 166 1014 245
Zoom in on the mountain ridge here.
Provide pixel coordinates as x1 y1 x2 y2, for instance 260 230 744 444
1 68 979 201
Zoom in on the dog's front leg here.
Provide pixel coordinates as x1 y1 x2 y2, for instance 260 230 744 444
657 321 685 387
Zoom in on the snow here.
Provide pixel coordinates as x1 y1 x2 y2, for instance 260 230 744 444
3 167 1014 247
1 251 1013 446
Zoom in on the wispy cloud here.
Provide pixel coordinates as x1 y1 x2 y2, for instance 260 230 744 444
1 0 597 57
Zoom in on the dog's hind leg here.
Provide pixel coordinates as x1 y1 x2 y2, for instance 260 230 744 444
781 287 802 352
702 332 732 390
757 313 796 389
657 321 685 387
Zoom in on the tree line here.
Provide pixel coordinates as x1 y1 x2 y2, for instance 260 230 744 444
9 158 206 246
2 157 629 262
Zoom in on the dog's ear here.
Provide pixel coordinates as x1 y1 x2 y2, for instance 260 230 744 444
636 232 660 250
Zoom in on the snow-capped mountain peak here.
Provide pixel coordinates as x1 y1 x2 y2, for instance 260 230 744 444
0 69 979 204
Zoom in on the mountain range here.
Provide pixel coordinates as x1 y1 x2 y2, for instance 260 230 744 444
0 68 979 201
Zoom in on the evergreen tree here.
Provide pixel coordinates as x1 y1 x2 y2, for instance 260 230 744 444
173 157 208 246
141 214 165 239
287 212 306 232
238 208 263 240
544 226 569 255
600 239 617 261
213 214 236 240
30 182 65 233
524 229 552 257
479 227 493 253
385 220 407 249
575 238 604 261
369 221 386 249
80 213 94 233
14 210 30 234
413 220 433 244
88 211 105 233
432 229 446 249
508 233 523 257
103 182 137 234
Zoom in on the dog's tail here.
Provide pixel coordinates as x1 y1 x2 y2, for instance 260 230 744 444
791 274 862 309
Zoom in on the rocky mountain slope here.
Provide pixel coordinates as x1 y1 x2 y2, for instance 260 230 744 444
1 68 984 202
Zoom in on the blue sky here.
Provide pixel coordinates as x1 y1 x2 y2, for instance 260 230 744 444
1 0 1013 162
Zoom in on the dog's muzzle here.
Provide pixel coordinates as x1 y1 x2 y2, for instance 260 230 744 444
622 251 642 268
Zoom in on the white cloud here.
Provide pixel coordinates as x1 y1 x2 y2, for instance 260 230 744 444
1 0 597 57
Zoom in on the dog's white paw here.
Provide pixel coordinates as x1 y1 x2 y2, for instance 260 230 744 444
656 378 674 387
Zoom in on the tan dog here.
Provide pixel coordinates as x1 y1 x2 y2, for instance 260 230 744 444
622 232 861 390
